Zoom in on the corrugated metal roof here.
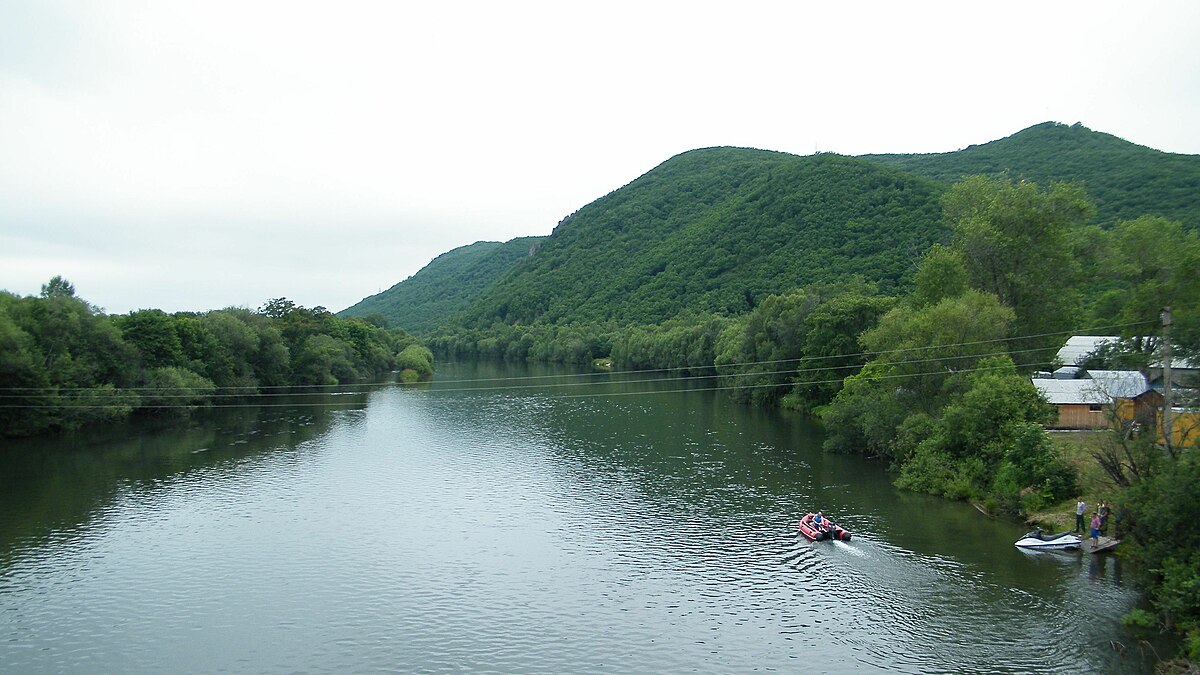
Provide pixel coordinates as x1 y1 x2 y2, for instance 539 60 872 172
1087 370 1152 398
1056 336 1118 366
1058 335 1197 370
1033 379 1110 404
1032 370 1150 404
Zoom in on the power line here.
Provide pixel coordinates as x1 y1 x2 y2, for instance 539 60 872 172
0 357 1064 410
0 319 1160 413
0 343 1063 401
0 319 1154 397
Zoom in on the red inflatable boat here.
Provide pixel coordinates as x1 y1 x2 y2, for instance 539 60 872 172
798 512 851 542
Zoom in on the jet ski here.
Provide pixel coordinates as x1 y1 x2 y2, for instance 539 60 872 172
1014 528 1081 550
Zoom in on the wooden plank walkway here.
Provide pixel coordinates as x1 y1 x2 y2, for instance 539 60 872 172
1083 535 1121 554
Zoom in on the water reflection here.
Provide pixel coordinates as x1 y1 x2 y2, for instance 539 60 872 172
0 390 366 564
0 363 1169 674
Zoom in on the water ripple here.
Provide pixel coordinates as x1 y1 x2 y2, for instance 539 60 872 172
0 372 1160 674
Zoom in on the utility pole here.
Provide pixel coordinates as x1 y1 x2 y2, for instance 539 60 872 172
1161 306 1174 455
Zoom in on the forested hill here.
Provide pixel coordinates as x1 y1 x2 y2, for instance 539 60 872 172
862 121 1200 228
455 149 945 327
344 122 1198 333
338 236 544 334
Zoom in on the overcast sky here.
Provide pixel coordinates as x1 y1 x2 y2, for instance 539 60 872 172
2 1 1198 315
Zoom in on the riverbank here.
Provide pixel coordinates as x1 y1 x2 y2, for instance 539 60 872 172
1026 430 1121 532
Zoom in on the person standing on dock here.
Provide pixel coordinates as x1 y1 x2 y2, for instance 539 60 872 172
1090 512 1102 550
1098 501 1110 534
1075 499 1087 533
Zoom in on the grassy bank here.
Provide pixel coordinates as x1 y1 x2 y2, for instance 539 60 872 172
1026 430 1123 531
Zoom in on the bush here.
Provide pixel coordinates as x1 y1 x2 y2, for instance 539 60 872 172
138 366 217 414
396 344 434 378
1120 607 1158 630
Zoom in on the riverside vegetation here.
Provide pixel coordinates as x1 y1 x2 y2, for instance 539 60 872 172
0 284 433 437
4 122 1197 664
343 123 1200 664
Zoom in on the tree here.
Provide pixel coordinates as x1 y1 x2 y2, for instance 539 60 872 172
894 356 1071 510
820 290 1015 460
789 291 895 408
714 289 819 405
943 175 1095 352
1124 454 1200 642
115 309 186 370
40 275 76 298
858 289 1015 405
396 344 434 381
1094 216 1200 357
911 244 968 309
292 334 358 385
137 366 217 413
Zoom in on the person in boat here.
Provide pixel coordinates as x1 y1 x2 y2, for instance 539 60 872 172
1090 511 1102 550
813 511 830 531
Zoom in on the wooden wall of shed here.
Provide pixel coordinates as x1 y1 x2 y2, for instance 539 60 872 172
1051 404 1109 430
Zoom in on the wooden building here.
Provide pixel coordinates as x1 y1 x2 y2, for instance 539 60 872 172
1032 370 1151 430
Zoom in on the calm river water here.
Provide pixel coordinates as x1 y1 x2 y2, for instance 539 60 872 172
0 362 1162 673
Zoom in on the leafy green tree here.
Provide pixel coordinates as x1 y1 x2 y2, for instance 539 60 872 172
892 357 1070 504
0 295 53 435
821 290 1014 459
858 289 1015 405
943 175 1094 353
137 366 217 413
1124 454 1200 647
789 290 895 408
292 334 358 385
896 356 1068 509
114 309 186 370
714 290 819 405
612 315 727 375
396 344 434 378
1096 216 1200 356
911 245 968 309
819 362 911 458
259 297 298 319
1 288 137 434
40 275 76 298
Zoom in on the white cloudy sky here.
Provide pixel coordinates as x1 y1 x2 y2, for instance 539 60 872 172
2 0 1198 315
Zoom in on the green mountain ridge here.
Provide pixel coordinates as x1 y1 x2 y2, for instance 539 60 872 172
338 236 544 334
343 122 1200 333
863 121 1200 227
459 150 945 327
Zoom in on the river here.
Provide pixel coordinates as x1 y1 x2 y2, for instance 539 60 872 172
0 361 1163 673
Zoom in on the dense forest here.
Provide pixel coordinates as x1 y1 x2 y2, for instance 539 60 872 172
456 151 946 327
339 236 545 334
864 122 1200 228
0 280 433 437
344 122 1200 337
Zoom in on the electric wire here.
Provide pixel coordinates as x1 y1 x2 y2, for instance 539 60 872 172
0 342 1065 401
0 319 1160 410
0 318 1154 396
0 362 1060 408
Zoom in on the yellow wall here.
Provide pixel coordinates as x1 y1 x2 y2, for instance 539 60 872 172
1158 410 1200 448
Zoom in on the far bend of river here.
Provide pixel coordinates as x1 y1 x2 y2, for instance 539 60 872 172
0 362 1167 673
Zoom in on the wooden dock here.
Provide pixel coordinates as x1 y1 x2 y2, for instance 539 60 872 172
1084 535 1121 554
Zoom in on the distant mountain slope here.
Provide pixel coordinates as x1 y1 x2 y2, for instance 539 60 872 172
338 236 544 333
344 122 1198 333
862 122 1200 228
456 149 946 327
